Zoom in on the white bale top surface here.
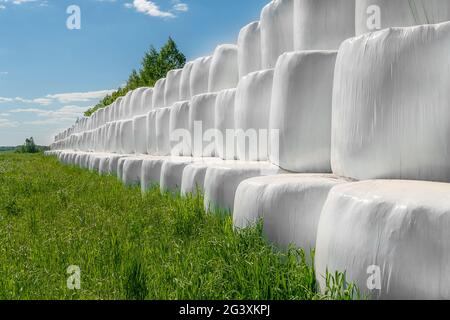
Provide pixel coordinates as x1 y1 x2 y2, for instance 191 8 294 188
208 44 239 93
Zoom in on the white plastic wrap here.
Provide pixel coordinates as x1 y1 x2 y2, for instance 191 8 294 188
332 22 450 182
208 44 239 93
121 91 133 119
356 0 450 36
119 119 135 154
180 159 224 196
235 69 274 161
260 0 294 69
204 161 285 213
109 155 128 176
215 89 237 160
146 110 158 155
114 97 123 121
190 56 212 96
122 157 145 186
164 69 183 107
141 88 154 114
155 107 171 156
238 21 262 78
294 0 355 50
189 93 218 157
169 101 191 156
130 88 147 117
233 174 348 254
270 51 337 173
179 61 194 101
133 115 148 155
140 157 167 192
152 78 167 109
160 158 194 193
315 180 450 300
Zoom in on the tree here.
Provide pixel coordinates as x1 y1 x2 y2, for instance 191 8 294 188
84 37 186 116
18 137 39 153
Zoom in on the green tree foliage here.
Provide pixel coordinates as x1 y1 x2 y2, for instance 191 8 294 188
85 37 186 116
17 137 38 153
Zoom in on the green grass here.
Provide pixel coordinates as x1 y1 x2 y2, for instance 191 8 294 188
0 153 358 300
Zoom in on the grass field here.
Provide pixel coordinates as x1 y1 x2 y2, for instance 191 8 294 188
0 153 357 300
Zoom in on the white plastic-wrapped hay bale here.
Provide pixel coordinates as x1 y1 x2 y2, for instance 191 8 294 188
190 56 212 96
215 89 237 160
130 88 147 117
204 161 285 213
122 157 145 186
316 180 450 299
119 119 135 154
270 51 337 173
146 110 158 155
164 69 183 108
294 0 355 50
260 0 294 69
155 107 171 156
169 101 191 156
121 91 133 119
208 44 239 93
235 69 274 161
238 21 262 78
189 93 218 157
133 115 148 155
108 155 128 176
234 174 349 254
180 160 223 196
179 61 194 101
332 22 450 182
141 88 153 114
356 0 450 36
160 158 194 193
140 157 167 192
152 78 166 109
114 97 123 121
99 156 111 175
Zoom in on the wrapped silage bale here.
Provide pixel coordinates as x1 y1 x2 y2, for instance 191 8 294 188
141 157 167 192
180 159 224 196
215 89 237 160
260 0 294 69
108 155 128 176
114 121 123 153
190 56 212 96
294 0 355 50
164 69 183 107
99 157 111 175
133 115 148 155
169 101 191 156
152 78 166 109
204 161 285 213
179 61 194 101
356 0 450 36
208 44 239 93
121 91 133 120
114 97 123 121
119 119 135 154
238 21 262 78
233 174 349 256
316 180 450 299
122 157 145 186
189 93 218 157
146 110 158 155
332 22 450 182
269 51 337 173
155 107 171 156
141 88 153 114
130 88 147 117
160 158 194 193
235 69 274 161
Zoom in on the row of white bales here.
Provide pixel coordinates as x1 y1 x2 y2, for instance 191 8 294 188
47 0 450 299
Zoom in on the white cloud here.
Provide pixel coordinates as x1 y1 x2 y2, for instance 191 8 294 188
10 105 87 126
125 0 188 18
0 118 19 128
0 88 114 105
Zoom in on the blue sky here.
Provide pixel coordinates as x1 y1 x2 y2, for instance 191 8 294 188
0 0 268 146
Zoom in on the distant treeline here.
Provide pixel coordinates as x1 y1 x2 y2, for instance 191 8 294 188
0 137 49 153
84 37 186 117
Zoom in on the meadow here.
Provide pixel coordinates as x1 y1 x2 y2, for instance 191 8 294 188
0 153 356 300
